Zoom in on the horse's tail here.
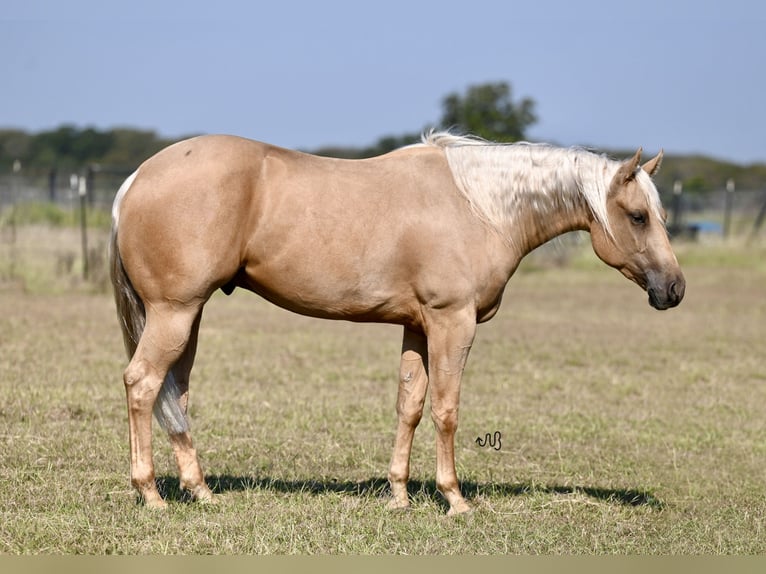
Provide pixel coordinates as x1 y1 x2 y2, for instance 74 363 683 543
109 170 189 434
110 171 143 360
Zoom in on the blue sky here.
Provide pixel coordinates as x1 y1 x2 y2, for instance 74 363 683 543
2 1 765 164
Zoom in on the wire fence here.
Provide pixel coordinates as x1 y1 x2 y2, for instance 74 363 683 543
0 166 129 292
0 164 129 212
1 166 765 293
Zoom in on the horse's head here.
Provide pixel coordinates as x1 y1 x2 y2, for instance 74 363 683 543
589 149 685 310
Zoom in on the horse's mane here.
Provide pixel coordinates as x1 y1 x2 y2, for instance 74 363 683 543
420 131 664 238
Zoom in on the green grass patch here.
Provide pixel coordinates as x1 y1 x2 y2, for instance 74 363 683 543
0 242 765 553
0 225 111 294
1 201 111 229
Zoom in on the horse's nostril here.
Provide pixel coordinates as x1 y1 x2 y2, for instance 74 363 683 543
668 279 685 303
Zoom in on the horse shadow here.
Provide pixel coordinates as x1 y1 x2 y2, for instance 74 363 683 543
154 474 663 511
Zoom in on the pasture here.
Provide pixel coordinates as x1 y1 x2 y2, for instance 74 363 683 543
0 226 765 553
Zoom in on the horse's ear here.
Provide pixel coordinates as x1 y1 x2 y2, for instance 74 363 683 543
615 148 643 184
642 149 663 177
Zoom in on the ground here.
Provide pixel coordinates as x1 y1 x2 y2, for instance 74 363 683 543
0 240 764 553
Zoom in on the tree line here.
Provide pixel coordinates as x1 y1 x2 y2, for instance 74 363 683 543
1 82 764 193
0 126 179 174
0 82 534 170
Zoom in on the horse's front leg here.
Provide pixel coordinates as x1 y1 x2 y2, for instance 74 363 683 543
387 328 429 510
426 310 476 515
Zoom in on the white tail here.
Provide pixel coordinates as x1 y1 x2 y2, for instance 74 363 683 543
109 171 189 434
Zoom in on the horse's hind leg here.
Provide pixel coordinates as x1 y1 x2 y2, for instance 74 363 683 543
166 311 214 503
387 328 429 510
124 303 200 508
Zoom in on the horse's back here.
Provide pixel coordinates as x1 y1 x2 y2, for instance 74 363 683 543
115 134 506 325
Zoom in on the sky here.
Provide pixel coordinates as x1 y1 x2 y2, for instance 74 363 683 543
2 1 765 164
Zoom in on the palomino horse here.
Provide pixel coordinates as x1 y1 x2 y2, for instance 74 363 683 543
110 132 685 515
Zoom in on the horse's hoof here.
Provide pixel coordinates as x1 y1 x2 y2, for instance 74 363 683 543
446 502 473 517
386 499 411 512
189 485 216 504
197 493 218 505
144 497 168 510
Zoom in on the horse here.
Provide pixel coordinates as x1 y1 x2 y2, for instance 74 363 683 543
109 131 685 515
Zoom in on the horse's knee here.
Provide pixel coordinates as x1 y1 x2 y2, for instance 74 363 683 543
397 388 424 426
431 406 458 434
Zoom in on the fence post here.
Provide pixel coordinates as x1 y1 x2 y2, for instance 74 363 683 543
48 167 57 202
723 179 735 239
670 180 683 235
9 160 21 279
750 192 766 244
78 175 89 280
86 165 96 206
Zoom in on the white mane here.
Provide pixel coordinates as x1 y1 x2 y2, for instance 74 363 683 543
421 131 664 239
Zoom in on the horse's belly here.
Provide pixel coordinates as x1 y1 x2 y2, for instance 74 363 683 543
238 257 417 325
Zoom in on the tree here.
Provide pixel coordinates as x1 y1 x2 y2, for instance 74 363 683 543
438 81 537 142
315 82 539 158
0 129 31 170
101 129 173 166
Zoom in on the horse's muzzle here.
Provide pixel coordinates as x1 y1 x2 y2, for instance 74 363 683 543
647 274 685 310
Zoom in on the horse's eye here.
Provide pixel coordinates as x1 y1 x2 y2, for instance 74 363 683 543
629 211 647 226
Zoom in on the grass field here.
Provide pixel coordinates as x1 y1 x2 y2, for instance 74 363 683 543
0 230 765 554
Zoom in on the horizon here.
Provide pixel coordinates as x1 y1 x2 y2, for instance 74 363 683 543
2 1 765 165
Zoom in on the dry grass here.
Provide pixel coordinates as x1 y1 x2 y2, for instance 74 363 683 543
0 228 765 553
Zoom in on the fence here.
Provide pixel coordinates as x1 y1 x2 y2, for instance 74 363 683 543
1 166 765 293
0 166 129 292
0 164 129 212
666 185 766 241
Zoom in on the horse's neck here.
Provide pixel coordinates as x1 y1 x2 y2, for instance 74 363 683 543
507 184 592 255
444 146 600 255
